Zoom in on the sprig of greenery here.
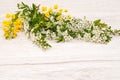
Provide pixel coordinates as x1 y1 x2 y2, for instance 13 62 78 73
17 2 51 49
12 2 120 49
16 2 72 49
93 19 113 43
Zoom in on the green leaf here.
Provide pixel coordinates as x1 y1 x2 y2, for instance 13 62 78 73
33 24 40 33
67 30 77 38
93 19 101 26
78 31 84 38
91 26 93 31
55 36 65 42
105 36 112 42
60 25 68 32
46 22 53 28
90 33 95 37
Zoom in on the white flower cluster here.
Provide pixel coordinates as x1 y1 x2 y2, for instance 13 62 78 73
65 17 113 43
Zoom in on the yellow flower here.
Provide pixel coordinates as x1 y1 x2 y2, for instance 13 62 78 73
57 11 62 15
2 20 11 27
54 4 58 9
2 17 22 39
58 9 63 15
11 14 15 19
12 33 17 38
14 21 18 26
67 14 72 19
15 18 22 25
45 12 50 18
4 32 10 39
16 25 23 31
14 28 18 33
2 27 9 32
48 7 53 13
6 13 11 18
12 28 18 34
11 27 15 31
59 8 63 12
2 20 8 27
64 9 68 12
7 20 12 25
41 6 47 12
56 16 62 21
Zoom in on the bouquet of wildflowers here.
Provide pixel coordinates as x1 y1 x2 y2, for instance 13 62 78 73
2 2 120 49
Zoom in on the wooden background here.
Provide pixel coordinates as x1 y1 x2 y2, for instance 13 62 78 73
0 0 120 80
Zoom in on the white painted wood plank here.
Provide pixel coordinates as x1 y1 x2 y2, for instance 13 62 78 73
0 61 120 80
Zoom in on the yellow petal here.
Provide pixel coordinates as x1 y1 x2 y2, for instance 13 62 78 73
12 14 15 19
54 4 58 9
57 11 62 15
12 33 17 38
4 33 10 39
15 18 22 25
2 27 9 32
59 8 63 12
67 14 72 19
45 12 50 18
7 20 12 25
56 16 62 21
15 25 23 32
6 13 11 18
48 7 53 13
2 20 11 27
64 9 68 12
41 6 47 12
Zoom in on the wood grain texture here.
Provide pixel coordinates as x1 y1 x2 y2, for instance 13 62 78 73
0 0 120 80
0 61 120 80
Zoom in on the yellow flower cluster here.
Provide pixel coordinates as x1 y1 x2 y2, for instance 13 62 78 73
2 13 23 39
41 4 71 19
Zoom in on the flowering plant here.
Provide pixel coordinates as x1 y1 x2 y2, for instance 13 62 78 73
2 2 120 49
2 13 23 39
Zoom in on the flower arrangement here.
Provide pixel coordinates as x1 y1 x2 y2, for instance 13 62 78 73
2 2 120 49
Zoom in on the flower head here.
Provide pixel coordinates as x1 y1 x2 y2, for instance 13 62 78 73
4 33 10 39
54 4 58 9
64 9 68 12
15 25 23 32
48 7 53 13
2 13 23 39
45 12 50 18
59 8 63 12
6 13 11 18
2 20 12 27
2 27 9 32
67 14 72 19
11 14 15 19
15 18 23 25
41 6 47 12
57 11 62 15
56 16 62 21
